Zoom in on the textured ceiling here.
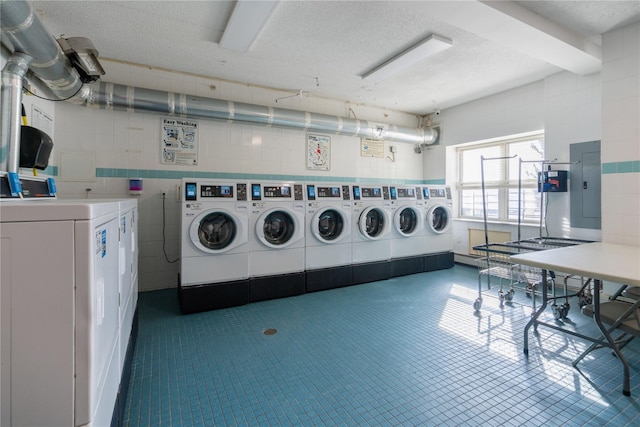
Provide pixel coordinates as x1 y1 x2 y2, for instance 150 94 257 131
26 0 640 116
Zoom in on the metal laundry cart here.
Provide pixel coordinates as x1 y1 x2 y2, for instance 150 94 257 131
473 239 594 315
473 155 593 313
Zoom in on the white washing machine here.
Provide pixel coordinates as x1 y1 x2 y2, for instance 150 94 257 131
180 179 250 313
1 200 124 427
351 183 392 284
389 184 425 276
305 182 353 292
421 185 455 271
248 181 306 302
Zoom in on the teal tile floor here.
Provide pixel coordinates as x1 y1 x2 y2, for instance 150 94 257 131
123 264 640 426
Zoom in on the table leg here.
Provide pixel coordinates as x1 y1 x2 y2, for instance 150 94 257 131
524 269 549 356
591 279 631 396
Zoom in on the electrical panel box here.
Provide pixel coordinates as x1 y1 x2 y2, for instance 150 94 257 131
570 140 601 230
537 170 568 192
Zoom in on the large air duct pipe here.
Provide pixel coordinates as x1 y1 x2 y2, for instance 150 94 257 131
73 82 438 145
0 0 83 99
1 0 437 150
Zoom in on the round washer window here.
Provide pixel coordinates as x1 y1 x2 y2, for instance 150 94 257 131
431 206 449 232
364 209 385 238
198 212 237 250
317 209 344 241
263 211 295 245
398 207 417 235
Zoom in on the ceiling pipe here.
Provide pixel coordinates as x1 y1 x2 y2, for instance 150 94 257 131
1 52 32 173
0 0 83 100
1 0 437 147
72 82 438 145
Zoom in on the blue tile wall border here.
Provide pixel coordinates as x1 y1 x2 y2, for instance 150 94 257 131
602 161 640 174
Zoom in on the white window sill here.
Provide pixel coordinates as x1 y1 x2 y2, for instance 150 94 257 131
453 217 545 228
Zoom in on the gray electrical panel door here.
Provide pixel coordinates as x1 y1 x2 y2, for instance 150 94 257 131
570 140 601 229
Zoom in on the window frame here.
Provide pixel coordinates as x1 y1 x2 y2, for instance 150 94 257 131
456 133 545 223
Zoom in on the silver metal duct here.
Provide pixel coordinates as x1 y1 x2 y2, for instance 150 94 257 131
0 0 83 100
1 0 437 149
74 82 437 145
1 52 32 172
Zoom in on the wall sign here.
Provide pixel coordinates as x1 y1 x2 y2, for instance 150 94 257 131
161 117 198 165
306 134 331 171
360 137 385 158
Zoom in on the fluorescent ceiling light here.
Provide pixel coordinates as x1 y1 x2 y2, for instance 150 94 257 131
220 0 279 52
362 34 453 83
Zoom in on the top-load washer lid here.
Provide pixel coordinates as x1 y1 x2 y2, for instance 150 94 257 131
394 206 422 237
426 205 451 234
190 209 248 253
312 208 351 243
358 206 389 240
256 208 304 248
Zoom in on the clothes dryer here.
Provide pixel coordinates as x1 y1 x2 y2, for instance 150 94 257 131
248 181 306 302
351 183 392 284
180 179 250 313
305 182 353 292
389 184 425 276
1 200 125 427
421 185 455 271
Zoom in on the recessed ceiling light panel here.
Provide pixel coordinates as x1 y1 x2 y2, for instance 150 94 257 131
362 34 453 83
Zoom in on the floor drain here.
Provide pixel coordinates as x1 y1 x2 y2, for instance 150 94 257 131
263 328 277 335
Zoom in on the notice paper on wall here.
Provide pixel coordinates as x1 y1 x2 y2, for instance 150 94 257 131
360 137 384 158
161 117 198 165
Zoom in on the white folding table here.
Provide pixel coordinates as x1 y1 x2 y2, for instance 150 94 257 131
511 242 640 395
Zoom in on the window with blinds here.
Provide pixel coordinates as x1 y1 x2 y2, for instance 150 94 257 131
457 133 544 222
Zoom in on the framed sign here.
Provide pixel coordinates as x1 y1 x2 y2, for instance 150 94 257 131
306 134 331 171
161 117 198 165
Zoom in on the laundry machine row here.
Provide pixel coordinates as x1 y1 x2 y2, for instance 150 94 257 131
179 178 453 314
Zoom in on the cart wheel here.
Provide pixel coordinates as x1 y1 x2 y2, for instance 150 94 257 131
473 298 482 311
578 292 592 307
505 289 515 302
559 305 568 320
562 303 570 318
498 290 505 302
525 284 533 298
551 303 563 320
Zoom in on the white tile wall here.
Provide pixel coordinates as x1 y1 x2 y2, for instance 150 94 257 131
601 22 640 246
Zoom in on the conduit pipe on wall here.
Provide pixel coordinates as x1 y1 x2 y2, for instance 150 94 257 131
1 0 438 149
1 53 32 172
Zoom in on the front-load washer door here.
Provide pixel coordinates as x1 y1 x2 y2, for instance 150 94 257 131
190 209 248 253
256 208 304 248
394 205 422 237
426 205 451 234
358 206 390 240
311 208 351 243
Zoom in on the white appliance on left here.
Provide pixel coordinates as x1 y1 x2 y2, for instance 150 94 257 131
1 199 137 427
180 179 250 314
